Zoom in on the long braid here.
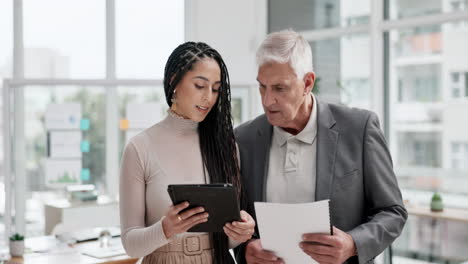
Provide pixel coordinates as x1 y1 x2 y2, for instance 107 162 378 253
163 42 246 263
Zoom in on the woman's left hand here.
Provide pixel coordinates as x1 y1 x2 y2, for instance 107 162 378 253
223 210 256 243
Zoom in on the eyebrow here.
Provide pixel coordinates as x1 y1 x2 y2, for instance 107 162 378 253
257 78 286 87
193 76 221 84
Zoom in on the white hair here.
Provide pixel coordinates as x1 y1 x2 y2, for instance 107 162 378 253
256 29 313 79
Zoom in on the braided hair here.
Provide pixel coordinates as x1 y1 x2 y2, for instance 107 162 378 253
163 42 245 263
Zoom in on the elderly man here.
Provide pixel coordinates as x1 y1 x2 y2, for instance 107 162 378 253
234 30 407 264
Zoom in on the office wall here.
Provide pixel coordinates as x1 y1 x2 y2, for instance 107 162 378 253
185 0 267 85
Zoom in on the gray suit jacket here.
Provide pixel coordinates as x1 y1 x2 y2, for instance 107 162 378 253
234 99 407 264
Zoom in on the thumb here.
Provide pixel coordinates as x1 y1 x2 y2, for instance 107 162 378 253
240 210 249 222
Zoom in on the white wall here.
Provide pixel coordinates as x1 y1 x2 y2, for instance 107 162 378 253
185 0 267 85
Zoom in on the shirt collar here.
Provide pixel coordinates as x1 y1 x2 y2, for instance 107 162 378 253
273 93 318 146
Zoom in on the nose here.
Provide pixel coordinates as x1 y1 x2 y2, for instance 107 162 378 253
262 89 275 107
203 89 213 104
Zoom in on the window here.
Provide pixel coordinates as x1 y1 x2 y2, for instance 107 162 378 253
23 0 106 78
388 0 442 20
310 34 371 110
117 86 167 155
269 0 370 31
450 71 468 98
269 1 468 262
389 21 468 203
451 142 468 170
0 0 12 249
116 0 184 79
23 86 106 236
3 2 185 242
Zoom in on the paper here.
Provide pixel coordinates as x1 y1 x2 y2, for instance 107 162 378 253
45 103 82 130
80 238 126 259
44 159 82 187
49 131 82 158
254 200 331 264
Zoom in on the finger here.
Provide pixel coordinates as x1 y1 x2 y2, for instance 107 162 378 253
302 233 338 247
230 220 255 230
300 243 335 257
302 233 327 243
300 242 335 256
248 254 281 264
179 206 205 220
172 201 190 215
223 226 245 242
183 217 209 231
255 250 280 261
240 210 250 222
225 223 253 235
180 212 209 230
304 252 334 264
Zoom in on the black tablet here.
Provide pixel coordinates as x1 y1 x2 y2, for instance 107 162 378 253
167 184 241 232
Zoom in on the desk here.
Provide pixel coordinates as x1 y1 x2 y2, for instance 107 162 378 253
406 204 468 223
45 196 119 235
7 236 138 264
403 203 468 262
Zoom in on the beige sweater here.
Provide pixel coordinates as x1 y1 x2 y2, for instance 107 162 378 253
119 111 239 258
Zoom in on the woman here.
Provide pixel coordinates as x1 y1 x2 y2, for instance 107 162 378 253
119 42 255 264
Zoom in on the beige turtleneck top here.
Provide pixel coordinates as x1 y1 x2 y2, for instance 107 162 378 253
119 111 239 258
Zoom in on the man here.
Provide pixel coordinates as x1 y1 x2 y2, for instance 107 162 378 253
234 30 407 264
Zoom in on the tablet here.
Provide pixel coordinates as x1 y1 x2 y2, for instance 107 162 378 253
167 184 241 232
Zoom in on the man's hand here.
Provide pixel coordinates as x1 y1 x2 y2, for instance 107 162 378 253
246 239 284 264
300 227 356 264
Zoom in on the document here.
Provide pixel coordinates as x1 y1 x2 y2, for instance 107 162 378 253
254 200 332 264
45 103 82 130
49 131 82 158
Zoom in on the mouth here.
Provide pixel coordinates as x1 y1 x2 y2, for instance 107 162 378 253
196 105 209 112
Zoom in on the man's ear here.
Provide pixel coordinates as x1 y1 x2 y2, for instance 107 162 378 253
303 72 316 94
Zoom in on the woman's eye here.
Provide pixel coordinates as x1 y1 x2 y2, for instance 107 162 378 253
212 88 219 93
195 84 204 89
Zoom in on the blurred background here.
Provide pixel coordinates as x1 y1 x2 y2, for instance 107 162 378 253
1 0 468 263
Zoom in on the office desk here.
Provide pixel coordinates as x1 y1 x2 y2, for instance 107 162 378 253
404 203 468 262
406 204 468 223
45 196 119 235
7 236 138 264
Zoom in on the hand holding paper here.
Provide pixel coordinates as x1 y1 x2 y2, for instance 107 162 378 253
300 226 357 263
254 200 332 264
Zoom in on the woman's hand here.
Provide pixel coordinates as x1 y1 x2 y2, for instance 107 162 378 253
223 210 256 243
162 201 209 239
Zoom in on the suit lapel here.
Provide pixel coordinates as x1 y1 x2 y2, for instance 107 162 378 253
256 116 273 202
315 100 339 201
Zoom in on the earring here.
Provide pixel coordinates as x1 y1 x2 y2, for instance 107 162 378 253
171 89 177 103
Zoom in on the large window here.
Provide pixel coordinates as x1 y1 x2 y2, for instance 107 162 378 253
388 21 468 204
2 1 186 242
116 0 184 79
23 0 106 78
269 0 468 263
269 0 370 31
0 0 13 250
310 34 371 109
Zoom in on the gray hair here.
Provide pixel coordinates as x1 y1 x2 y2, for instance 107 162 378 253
256 29 313 79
